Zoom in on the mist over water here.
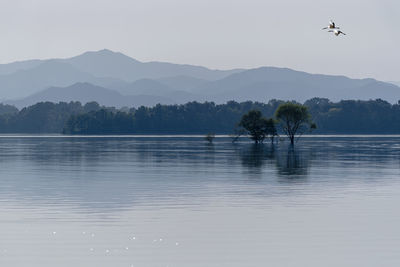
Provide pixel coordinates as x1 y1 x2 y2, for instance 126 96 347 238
0 136 399 267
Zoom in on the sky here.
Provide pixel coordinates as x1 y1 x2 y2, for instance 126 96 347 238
0 0 399 81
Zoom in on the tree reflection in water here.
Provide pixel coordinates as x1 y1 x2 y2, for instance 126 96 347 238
239 144 276 169
239 143 312 179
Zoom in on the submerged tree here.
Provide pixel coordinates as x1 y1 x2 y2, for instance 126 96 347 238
275 103 316 145
265 118 278 144
239 110 277 144
205 133 215 143
229 127 246 143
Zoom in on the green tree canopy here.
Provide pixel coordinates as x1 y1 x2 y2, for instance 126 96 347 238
239 110 277 143
275 103 315 145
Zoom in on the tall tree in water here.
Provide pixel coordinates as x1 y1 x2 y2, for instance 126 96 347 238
239 110 277 144
275 103 316 145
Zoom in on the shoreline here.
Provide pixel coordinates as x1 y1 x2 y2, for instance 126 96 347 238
0 134 399 138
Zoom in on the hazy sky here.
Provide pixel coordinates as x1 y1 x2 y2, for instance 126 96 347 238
0 0 399 81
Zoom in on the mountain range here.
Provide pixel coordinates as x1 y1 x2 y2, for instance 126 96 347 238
1 49 399 108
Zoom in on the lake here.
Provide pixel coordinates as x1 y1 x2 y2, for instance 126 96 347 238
0 136 399 267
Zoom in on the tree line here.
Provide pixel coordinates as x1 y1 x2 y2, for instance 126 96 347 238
0 98 398 134
0 101 103 133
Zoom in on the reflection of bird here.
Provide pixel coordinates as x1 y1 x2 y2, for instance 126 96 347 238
322 20 340 30
328 29 346 36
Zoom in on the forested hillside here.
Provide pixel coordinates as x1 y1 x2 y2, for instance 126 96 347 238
64 98 400 135
0 98 399 134
0 101 103 133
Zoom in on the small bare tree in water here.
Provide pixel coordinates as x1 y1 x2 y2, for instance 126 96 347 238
230 128 245 143
205 133 215 143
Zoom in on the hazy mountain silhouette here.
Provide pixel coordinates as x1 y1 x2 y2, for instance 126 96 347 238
0 50 399 107
0 59 43 75
388 81 400 88
192 67 400 103
0 49 241 100
7 83 175 108
7 67 400 108
64 49 241 82
116 79 174 95
0 61 124 99
113 78 200 103
157 75 209 91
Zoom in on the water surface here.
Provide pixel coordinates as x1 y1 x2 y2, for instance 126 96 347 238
0 136 399 267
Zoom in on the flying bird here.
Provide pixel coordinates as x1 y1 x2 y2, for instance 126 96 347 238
328 29 346 36
322 20 340 30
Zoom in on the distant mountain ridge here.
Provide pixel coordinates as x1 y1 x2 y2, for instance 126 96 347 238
388 81 400 88
0 49 242 99
194 67 400 103
0 59 43 75
1 49 399 107
7 83 176 109
64 49 241 82
0 61 124 99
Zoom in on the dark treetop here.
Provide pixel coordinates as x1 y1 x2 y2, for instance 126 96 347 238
239 110 277 143
275 103 316 145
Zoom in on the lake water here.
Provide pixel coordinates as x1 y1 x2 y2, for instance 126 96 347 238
0 136 399 267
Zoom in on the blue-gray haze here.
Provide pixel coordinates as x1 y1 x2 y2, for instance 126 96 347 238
1 50 400 108
0 0 399 81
